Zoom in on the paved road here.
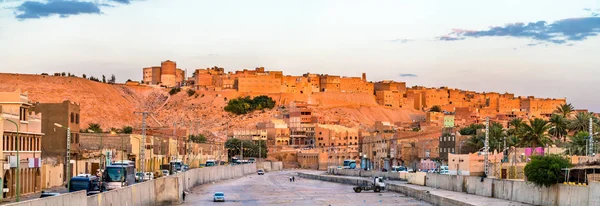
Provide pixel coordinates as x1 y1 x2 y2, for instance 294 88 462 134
181 170 430 206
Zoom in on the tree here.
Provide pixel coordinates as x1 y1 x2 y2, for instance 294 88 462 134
520 118 551 148
68 72 71 76
224 138 267 159
524 154 571 187
566 131 589 156
189 134 207 143
555 103 575 118
569 112 599 134
82 74 87 79
430 105 442 112
121 126 133 134
459 123 485 135
110 74 116 84
61 72 66 76
87 123 103 133
224 96 276 115
251 95 276 110
187 89 196 97
102 75 106 83
549 114 568 142
507 118 525 145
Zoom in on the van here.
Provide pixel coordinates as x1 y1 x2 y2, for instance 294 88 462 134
68 175 104 195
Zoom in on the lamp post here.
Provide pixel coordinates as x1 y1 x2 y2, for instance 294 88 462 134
54 123 70 194
1 117 20 201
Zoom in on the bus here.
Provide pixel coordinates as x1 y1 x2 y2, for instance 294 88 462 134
112 160 135 170
205 160 216 167
170 160 183 174
343 160 357 169
103 165 135 190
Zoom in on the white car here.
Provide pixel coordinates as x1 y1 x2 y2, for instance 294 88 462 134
162 170 170 177
144 172 154 181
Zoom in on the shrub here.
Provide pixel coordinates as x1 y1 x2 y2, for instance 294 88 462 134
524 154 572 187
430 105 442 112
187 89 195 97
121 126 133 134
224 96 276 115
169 87 181 95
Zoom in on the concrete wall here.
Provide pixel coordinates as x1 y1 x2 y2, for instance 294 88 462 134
406 172 427 186
330 168 406 181
4 191 86 206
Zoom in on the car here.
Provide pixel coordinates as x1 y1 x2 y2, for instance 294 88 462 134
40 192 60 198
136 172 145 182
213 192 225 202
257 169 264 175
161 170 170 177
144 172 154 181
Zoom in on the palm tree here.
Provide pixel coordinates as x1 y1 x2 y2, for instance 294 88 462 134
87 123 103 133
569 112 599 133
489 122 506 152
549 114 568 142
566 131 589 156
520 118 551 149
555 103 575 118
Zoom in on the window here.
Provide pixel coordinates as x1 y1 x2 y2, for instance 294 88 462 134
19 107 27 121
71 112 74 123
76 114 80 124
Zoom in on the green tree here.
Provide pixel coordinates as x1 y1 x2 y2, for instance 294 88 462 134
224 96 275 115
555 103 575 117
224 138 267 159
549 114 569 142
110 74 116 84
189 134 207 143
121 126 133 134
566 131 589 156
87 123 103 133
251 95 276 110
169 87 181 95
102 75 106 83
569 112 599 134
524 154 572 187
430 105 442 112
459 123 485 135
520 118 551 148
82 74 87 79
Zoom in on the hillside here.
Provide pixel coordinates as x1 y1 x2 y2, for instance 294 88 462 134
0 73 423 139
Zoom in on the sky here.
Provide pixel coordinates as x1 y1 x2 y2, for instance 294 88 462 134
1 0 599 111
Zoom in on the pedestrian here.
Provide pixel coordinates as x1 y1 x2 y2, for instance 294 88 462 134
292 176 295 182
290 176 292 182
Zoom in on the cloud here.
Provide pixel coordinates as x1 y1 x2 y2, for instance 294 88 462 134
399 73 418 77
390 38 413 43
9 0 139 20
439 13 600 44
15 1 102 20
109 0 130 4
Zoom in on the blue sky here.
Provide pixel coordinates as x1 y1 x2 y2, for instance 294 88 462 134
1 0 599 111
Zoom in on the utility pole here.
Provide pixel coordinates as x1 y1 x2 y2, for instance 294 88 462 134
590 117 594 157
173 122 177 161
134 111 152 172
66 127 71 193
484 117 489 177
241 140 244 161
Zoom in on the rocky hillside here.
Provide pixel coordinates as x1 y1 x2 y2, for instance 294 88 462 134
0 73 424 139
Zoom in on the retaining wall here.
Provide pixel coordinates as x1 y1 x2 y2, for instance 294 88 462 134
330 168 406 181
5 191 87 206
297 173 472 206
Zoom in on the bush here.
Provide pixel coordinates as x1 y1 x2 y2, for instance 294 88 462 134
187 89 195 97
524 154 572 187
169 87 181 95
224 96 276 115
121 126 133 134
430 105 442 112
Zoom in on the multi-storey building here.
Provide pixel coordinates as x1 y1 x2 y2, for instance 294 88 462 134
141 60 185 87
257 119 290 146
0 89 43 198
315 124 359 169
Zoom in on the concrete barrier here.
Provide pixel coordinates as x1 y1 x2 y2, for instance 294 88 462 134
4 191 87 206
330 168 406 180
407 172 427 186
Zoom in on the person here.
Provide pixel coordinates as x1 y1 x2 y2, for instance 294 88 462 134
292 176 295 182
289 176 292 182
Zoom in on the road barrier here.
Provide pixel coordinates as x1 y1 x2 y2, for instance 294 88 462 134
1 162 282 206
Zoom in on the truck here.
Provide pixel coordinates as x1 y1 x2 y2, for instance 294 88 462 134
353 177 385 193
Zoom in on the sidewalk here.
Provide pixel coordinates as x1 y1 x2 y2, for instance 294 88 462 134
297 171 530 206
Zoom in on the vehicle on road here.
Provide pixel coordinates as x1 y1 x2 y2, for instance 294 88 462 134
213 192 225 202
170 160 184 173
337 166 343 169
162 169 170 177
144 172 154 181
135 172 145 182
343 159 357 169
391 166 408 173
353 177 386 193
248 158 255 163
40 192 60 198
205 160 216 167
69 175 104 195
104 165 135 191
257 169 264 175
440 166 449 174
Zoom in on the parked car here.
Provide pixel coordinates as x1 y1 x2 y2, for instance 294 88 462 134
40 191 60 198
257 169 264 175
162 170 170 177
136 172 145 182
68 175 104 196
213 192 225 202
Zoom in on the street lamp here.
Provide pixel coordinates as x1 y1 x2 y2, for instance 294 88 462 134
53 123 71 193
1 116 20 202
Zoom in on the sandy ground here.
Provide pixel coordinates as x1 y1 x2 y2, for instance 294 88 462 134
179 170 430 206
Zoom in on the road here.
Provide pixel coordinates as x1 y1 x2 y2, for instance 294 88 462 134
180 170 431 206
